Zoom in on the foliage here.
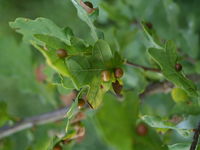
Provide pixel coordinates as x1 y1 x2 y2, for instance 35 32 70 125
1 0 200 150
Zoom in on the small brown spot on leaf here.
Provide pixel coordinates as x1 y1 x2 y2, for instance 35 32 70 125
80 0 97 14
112 80 123 96
100 84 104 89
145 22 153 29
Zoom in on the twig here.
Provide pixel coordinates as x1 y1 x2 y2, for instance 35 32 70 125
125 60 161 73
0 74 200 140
0 107 69 140
190 121 200 150
139 74 200 99
139 81 173 99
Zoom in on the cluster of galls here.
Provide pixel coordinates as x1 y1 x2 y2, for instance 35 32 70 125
101 68 124 96
101 68 124 82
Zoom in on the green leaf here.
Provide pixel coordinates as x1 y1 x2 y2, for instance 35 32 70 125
123 67 148 94
71 0 98 41
63 27 74 39
163 0 179 29
70 36 91 52
31 42 71 78
96 93 168 150
10 15 115 108
141 21 163 49
0 35 57 118
65 39 114 107
33 34 93 87
87 76 111 109
100 2 130 23
66 55 96 88
35 34 91 55
168 143 190 150
141 115 191 137
65 39 114 101
93 39 113 68
148 41 198 97
9 17 70 45
171 102 200 115
71 118 112 150
95 92 139 150
34 34 67 50
30 125 54 150
60 76 75 89
49 72 75 89
0 101 9 126
0 36 40 93
9 18 78 80
43 66 74 94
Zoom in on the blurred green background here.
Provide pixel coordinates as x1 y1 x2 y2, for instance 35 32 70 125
1 0 200 150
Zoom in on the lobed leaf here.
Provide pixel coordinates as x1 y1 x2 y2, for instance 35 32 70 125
95 93 168 150
10 17 121 108
148 41 198 97
141 21 163 49
31 42 71 78
9 17 71 45
142 115 191 137
168 143 190 150
87 77 111 109
71 0 98 41
93 39 113 68
95 92 139 150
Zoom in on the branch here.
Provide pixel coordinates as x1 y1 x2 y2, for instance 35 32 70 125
0 74 200 140
125 60 161 73
139 74 200 99
0 107 69 140
139 81 173 99
190 121 200 150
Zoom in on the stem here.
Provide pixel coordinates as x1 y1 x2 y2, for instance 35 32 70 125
139 81 173 99
0 107 69 140
125 60 161 73
190 121 200 150
0 74 200 140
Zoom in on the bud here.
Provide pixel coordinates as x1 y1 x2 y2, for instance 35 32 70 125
114 68 124 78
175 63 182 71
56 49 68 58
136 123 148 136
101 70 111 82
